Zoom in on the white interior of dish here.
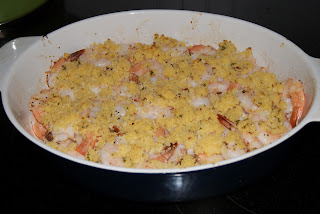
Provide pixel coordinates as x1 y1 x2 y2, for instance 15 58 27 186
3 10 319 173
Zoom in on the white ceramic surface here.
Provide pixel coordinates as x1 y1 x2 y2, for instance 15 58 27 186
1 10 320 174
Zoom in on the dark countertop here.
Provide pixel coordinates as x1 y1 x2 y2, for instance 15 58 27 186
2 1 320 213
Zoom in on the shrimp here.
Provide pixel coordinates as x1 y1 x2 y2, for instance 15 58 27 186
256 131 282 146
46 49 85 87
153 126 167 142
79 47 111 68
208 80 231 94
50 57 66 72
67 150 85 159
186 64 214 87
208 79 242 94
201 64 215 81
30 89 53 141
160 43 189 57
228 82 242 91
51 125 81 144
154 34 189 57
236 88 271 123
75 132 97 156
31 117 48 140
151 142 179 163
217 114 238 131
217 113 282 151
167 143 186 163
68 49 85 61
242 65 268 78
196 153 223 164
195 122 245 163
237 89 259 114
100 142 124 167
111 83 133 98
137 104 174 120
221 141 247 160
217 114 250 151
239 131 263 151
283 79 305 128
151 126 186 163
81 99 103 119
129 59 163 83
30 89 51 112
188 45 217 60
30 89 78 144
139 128 187 166
30 88 96 155
190 97 211 108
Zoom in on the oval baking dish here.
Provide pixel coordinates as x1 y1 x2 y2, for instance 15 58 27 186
1 10 320 202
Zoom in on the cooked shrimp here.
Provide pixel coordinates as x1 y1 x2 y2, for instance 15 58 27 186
201 64 215 81
46 50 84 87
153 126 167 142
75 132 97 156
256 131 282 145
228 82 241 91
30 89 51 110
80 99 103 119
129 59 163 83
46 56 67 87
29 89 54 140
190 97 211 107
188 45 217 60
239 131 263 151
51 57 65 71
237 89 259 113
217 114 250 151
196 153 223 164
221 141 247 160
151 142 179 163
66 150 85 159
149 127 186 165
208 79 242 94
31 118 48 140
112 83 133 98
160 44 189 56
51 125 77 143
217 113 281 150
137 104 174 120
283 79 305 128
79 47 111 68
208 80 231 94
167 143 186 163
186 64 214 87
68 49 85 62
217 114 237 131
100 142 124 167
30 104 46 125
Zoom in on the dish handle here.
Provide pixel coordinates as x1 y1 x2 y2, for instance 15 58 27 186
0 36 40 92
308 57 320 122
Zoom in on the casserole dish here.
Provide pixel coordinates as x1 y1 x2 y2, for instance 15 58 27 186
1 10 320 202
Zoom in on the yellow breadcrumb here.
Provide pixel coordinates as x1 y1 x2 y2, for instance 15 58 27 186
32 34 292 169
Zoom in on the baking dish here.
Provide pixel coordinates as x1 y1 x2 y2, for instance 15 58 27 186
1 10 320 202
